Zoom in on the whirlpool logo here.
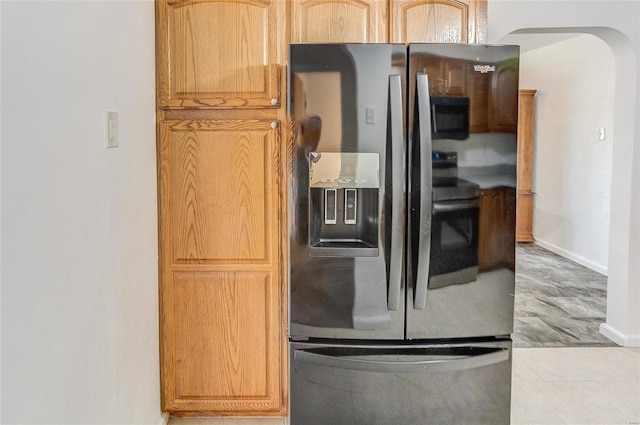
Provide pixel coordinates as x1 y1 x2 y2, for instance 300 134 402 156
474 64 496 73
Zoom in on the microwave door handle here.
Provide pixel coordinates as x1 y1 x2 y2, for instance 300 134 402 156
387 74 404 311
414 73 432 310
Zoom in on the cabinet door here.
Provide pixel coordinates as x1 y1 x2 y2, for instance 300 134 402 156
291 0 387 43
516 89 537 242
442 58 467 95
468 68 489 132
478 187 516 271
478 188 503 271
488 58 519 133
158 119 285 413
390 0 486 43
156 0 284 109
412 56 467 97
504 188 516 269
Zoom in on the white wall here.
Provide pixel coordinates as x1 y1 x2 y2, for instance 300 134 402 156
1 1 161 424
489 0 640 346
518 34 614 275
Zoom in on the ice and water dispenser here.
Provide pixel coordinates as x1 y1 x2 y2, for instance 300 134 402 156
308 152 380 257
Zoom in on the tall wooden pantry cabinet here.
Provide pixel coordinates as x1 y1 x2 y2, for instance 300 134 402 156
516 89 537 242
156 0 288 415
156 0 487 417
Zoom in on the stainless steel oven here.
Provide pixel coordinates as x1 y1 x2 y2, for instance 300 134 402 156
429 191 479 289
429 151 480 289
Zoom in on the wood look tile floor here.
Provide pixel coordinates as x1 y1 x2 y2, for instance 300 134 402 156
513 243 616 348
510 245 639 424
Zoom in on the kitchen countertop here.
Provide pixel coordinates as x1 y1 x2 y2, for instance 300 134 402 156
459 164 517 189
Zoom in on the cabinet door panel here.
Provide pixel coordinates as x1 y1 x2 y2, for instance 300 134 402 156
160 120 278 264
164 271 281 412
391 0 486 43
516 90 537 242
504 188 516 269
157 0 283 108
478 188 515 271
392 0 466 43
468 69 489 132
489 60 519 133
478 189 502 271
158 119 285 414
443 59 467 95
291 0 387 43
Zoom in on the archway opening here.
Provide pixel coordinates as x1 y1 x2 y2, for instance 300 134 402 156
500 27 637 347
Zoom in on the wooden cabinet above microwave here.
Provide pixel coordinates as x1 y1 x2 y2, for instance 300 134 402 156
420 55 518 134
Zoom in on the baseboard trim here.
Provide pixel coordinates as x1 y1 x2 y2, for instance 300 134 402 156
158 412 169 425
600 323 640 347
533 238 608 276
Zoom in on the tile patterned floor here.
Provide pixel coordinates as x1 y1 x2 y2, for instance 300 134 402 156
512 346 640 425
513 244 617 348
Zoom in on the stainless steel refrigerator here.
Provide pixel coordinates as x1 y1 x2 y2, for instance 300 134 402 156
288 43 519 425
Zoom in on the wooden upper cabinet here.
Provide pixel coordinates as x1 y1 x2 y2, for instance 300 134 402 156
156 0 285 109
468 67 490 132
391 0 486 43
290 0 388 43
488 58 519 133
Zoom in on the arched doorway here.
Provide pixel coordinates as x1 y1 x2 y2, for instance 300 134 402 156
501 27 638 347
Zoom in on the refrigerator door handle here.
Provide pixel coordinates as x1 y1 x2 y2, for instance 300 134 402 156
293 347 509 374
388 74 404 311
414 73 432 309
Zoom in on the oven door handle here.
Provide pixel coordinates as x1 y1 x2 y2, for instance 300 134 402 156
433 198 479 213
414 73 432 310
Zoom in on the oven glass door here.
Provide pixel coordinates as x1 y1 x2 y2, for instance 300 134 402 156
429 198 479 289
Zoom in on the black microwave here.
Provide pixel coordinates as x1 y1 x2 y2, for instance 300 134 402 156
430 96 470 140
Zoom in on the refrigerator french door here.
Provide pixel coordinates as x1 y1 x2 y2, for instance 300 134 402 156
288 43 519 425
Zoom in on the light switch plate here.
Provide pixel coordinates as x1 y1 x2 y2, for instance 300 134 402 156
105 111 118 148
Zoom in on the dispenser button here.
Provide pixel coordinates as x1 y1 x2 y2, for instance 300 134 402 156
345 189 357 225
325 189 337 225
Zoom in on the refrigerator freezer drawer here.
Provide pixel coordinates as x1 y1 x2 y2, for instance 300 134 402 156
290 340 512 425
